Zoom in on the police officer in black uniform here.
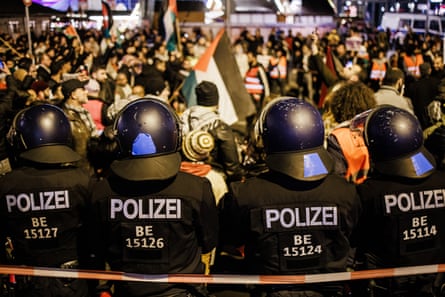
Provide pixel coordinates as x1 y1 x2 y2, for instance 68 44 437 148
0 104 90 297
89 97 218 297
353 105 445 297
218 97 361 297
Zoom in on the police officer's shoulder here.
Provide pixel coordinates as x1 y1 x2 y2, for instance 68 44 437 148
227 175 263 205
70 166 91 183
228 171 329 193
175 171 215 195
96 170 213 198
323 171 359 191
88 175 105 192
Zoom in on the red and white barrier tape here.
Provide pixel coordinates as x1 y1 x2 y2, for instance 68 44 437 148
0 264 444 284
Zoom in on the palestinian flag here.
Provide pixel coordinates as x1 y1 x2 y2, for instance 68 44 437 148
101 0 114 38
161 0 178 52
182 28 256 125
63 24 78 39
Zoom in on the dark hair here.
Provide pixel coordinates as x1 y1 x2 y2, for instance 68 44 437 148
17 57 33 71
419 62 432 77
90 63 106 74
50 59 65 74
382 67 404 86
328 81 376 123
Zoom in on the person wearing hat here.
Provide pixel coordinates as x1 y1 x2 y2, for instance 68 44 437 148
217 97 360 296
88 98 218 297
353 105 445 296
0 104 90 297
61 78 99 175
181 80 247 185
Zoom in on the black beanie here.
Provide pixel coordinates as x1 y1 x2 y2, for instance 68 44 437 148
146 77 166 96
195 81 219 106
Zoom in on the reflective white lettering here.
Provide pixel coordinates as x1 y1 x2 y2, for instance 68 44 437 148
5 191 70 213
264 206 338 230
385 195 397 214
124 199 138 219
310 207 322 226
17 194 31 212
399 193 411 212
265 209 280 229
384 190 445 214
166 199 180 218
110 198 182 220
433 190 445 208
6 195 16 213
110 199 123 219
154 199 166 219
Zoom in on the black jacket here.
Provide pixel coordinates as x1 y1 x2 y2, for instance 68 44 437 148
0 165 90 266
89 171 218 297
208 120 246 181
355 171 445 268
219 171 360 275
0 164 90 297
405 75 440 129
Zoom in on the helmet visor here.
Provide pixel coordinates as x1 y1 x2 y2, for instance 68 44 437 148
374 146 435 178
110 152 181 181
20 145 81 164
266 146 334 181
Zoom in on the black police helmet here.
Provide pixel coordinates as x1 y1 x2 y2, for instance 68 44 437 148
8 104 80 164
255 97 333 181
111 96 182 181
364 105 436 178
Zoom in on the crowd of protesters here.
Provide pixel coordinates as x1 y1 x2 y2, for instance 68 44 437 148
0 18 445 175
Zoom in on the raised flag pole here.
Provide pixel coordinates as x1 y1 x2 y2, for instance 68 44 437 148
23 0 33 58
0 36 24 58
168 79 185 103
443 36 445 65
175 17 182 53
225 0 231 39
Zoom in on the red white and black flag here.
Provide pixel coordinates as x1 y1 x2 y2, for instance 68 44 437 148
101 0 113 38
63 24 79 40
182 29 256 125
159 0 178 52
